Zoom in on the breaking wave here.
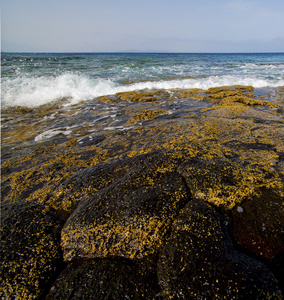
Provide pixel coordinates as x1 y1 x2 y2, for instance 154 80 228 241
2 72 284 107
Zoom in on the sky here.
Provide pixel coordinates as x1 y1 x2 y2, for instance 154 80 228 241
1 0 284 53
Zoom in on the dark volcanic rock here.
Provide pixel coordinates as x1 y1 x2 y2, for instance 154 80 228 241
46 257 160 299
227 187 284 292
178 156 284 292
157 200 282 299
61 151 191 261
228 188 284 261
50 150 179 217
0 202 64 299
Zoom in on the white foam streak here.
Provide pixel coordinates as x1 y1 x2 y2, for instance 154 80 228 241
2 73 284 107
123 76 284 92
34 128 72 142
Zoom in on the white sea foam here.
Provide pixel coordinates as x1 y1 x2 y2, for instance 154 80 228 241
2 73 284 108
34 128 72 141
1 73 118 107
104 125 134 131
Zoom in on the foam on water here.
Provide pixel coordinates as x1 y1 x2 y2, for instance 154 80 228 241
2 53 284 107
1 73 118 107
34 128 73 142
2 72 284 107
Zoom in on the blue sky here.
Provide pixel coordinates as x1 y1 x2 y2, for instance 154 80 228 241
1 0 284 52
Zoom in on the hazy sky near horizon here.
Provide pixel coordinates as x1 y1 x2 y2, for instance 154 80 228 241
1 0 284 52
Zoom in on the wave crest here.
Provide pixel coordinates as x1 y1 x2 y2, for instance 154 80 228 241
2 72 284 107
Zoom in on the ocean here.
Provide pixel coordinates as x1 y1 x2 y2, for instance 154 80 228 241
2 52 284 107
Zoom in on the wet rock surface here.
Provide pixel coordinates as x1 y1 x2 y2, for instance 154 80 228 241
1 86 284 299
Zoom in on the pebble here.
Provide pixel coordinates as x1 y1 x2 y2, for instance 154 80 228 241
237 206 244 213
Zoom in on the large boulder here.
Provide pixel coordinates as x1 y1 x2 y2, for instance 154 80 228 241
46 257 160 299
49 150 180 217
228 188 284 261
60 151 191 261
157 200 282 299
178 154 284 291
227 187 284 291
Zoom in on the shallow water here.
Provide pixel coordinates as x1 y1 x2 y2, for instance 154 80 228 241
1 86 283 158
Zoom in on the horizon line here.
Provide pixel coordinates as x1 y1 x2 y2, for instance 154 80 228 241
2 51 284 55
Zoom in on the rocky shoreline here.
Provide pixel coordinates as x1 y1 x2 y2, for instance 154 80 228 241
1 86 284 299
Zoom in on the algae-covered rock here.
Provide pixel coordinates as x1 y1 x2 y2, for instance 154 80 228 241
46 257 160 299
204 85 279 109
170 88 206 100
61 151 191 261
157 200 283 299
0 202 64 300
127 109 166 124
50 150 177 217
205 85 254 94
97 95 121 103
62 152 190 261
178 158 256 209
115 89 170 102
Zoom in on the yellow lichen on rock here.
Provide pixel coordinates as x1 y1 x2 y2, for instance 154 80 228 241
179 161 283 209
60 161 191 261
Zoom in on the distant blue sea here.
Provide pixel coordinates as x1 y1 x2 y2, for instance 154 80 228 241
2 52 284 107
